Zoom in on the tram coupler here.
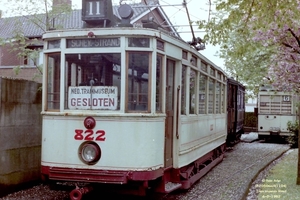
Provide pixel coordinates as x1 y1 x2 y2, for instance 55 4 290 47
69 184 93 200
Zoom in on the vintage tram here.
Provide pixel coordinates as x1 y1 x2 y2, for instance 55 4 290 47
226 78 245 145
40 1 241 199
257 85 298 140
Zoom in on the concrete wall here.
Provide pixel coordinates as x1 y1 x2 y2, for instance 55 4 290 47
0 77 42 197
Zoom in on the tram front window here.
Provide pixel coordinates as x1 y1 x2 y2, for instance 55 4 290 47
127 52 150 112
46 53 61 110
65 53 121 110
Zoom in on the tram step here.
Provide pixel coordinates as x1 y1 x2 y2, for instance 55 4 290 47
164 182 182 193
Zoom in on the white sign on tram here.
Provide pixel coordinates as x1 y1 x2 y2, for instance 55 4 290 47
68 86 118 110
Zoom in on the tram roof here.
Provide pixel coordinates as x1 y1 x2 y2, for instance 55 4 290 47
0 2 179 40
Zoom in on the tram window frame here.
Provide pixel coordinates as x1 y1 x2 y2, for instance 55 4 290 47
208 78 215 114
128 37 150 48
126 51 151 112
199 73 207 114
47 40 61 49
157 40 164 51
221 83 225 113
181 65 187 115
45 53 61 111
64 53 122 111
156 54 163 112
190 55 197 67
189 68 197 114
215 82 221 113
201 61 207 72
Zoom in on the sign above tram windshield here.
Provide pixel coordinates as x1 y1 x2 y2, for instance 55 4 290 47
66 38 120 48
68 86 118 110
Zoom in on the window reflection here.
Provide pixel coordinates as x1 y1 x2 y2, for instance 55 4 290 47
156 55 163 112
65 53 121 110
46 53 61 110
127 52 150 111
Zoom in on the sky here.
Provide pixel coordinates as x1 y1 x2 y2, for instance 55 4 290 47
0 0 224 68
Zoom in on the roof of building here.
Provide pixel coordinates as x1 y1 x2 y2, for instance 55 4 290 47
0 1 179 39
0 67 42 83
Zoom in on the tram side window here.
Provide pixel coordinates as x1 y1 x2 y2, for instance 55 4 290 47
189 69 197 114
199 73 207 114
65 53 121 110
181 65 187 114
127 52 150 112
221 84 225 113
46 53 61 110
208 78 215 114
156 55 163 112
216 82 221 113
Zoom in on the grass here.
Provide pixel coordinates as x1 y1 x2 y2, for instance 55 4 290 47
257 149 300 200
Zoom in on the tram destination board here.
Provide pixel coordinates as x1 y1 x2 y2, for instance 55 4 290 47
66 38 120 48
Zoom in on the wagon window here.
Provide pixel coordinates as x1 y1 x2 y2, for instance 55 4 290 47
181 65 187 114
156 54 163 112
199 73 207 114
65 53 121 110
221 84 225 113
46 53 61 110
216 82 221 113
189 69 197 114
208 78 215 114
127 52 150 112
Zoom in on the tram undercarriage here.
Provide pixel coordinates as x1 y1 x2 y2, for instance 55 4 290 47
58 144 225 199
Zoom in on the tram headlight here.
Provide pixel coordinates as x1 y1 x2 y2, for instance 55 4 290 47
79 142 101 165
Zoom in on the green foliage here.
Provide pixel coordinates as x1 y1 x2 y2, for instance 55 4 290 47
198 0 300 95
244 112 257 127
287 120 299 148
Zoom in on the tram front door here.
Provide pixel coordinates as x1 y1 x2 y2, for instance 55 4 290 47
165 59 175 168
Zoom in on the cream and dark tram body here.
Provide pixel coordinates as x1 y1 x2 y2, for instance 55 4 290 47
41 1 231 198
258 85 298 140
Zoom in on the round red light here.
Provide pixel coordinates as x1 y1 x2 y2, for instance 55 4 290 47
84 116 96 129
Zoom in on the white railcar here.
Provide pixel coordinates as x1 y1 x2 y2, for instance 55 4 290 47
257 85 299 139
41 1 228 198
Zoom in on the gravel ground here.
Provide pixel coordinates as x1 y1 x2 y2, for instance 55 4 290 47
0 139 290 200
159 141 290 200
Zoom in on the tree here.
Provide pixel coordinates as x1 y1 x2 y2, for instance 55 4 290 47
0 0 73 78
198 0 300 92
198 0 300 185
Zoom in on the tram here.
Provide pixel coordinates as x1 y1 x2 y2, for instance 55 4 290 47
257 85 299 139
41 0 229 198
227 78 245 145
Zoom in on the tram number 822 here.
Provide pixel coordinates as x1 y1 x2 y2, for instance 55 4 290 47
74 129 106 141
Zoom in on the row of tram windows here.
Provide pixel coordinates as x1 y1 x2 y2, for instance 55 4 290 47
181 65 226 115
45 52 225 114
46 52 157 112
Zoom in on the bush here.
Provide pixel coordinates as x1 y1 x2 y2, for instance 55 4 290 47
286 120 299 148
245 112 257 127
